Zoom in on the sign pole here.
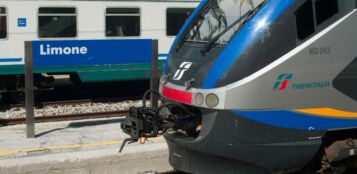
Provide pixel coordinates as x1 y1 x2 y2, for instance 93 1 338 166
25 41 35 138
150 40 159 109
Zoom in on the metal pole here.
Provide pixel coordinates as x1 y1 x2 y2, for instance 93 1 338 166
150 40 159 110
25 41 35 138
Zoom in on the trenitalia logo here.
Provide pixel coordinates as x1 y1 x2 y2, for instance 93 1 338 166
173 62 192 80
273 73 293 91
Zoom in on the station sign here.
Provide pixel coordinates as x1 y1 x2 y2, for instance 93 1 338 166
23 39 158 138
31 39 153 67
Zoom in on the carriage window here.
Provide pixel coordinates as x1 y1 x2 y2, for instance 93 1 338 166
106 8 140 37
38 7 77 38
295 0 315 40
315 0 338 25
166 8 194 36
0 7 7 39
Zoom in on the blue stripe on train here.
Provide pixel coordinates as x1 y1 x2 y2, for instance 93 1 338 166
235 110 357 130
0 58 23 62
202 0 296 89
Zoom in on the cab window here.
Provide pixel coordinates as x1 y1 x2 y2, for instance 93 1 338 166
295 0 315 40
184 0 265 44
295 0 339 40
315 0 339 25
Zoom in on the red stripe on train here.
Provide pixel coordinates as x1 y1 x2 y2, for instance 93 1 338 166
162 86 192 104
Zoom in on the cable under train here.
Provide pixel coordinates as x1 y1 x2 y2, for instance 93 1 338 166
121 0 357 173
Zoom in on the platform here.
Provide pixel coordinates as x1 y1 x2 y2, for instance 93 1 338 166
0 117 171 174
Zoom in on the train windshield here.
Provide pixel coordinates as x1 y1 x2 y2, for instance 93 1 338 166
185 0 265 44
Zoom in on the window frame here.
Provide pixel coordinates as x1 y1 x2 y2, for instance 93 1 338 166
165 7 195 37
104 7 141 38
0 6 8 40
295 0 315 41
295 0 342 41
37 6 78 39
314 0 339 25
313 0 342 31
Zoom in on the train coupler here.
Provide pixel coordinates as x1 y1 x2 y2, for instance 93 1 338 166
119 90 201 153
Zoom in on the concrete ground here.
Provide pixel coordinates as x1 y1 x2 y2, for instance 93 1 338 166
0 118 171 174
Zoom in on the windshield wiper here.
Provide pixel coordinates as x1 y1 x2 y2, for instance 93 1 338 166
200 9 253 54
200 0 268 54
175 0 217 52
175 14 205 52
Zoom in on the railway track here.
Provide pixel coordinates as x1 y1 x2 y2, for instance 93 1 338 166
1 97 139 110
0 110 128 126
0 97 138 126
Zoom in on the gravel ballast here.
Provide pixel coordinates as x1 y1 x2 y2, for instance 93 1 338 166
0 100 147 119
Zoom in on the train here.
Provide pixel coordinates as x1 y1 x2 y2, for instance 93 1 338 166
0 0 199 101
121 0 357 173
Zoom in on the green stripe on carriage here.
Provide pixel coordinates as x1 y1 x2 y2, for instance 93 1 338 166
0 65 25 75
0 61 164 82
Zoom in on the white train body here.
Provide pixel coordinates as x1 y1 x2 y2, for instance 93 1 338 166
0 0 199 97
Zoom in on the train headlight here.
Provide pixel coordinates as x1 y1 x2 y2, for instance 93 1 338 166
206 93 219 108
195 93 204 105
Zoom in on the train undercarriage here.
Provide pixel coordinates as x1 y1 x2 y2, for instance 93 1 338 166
0 73 80 103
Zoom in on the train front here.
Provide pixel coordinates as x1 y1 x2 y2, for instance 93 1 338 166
160 0 312 173
122 0 357 173
160 0 320 173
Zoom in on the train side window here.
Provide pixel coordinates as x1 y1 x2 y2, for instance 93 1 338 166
38 7 77 38
166 8 194 36
315 0 339 25
0 7 7 39
295 0 315 40
106 8 140 37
